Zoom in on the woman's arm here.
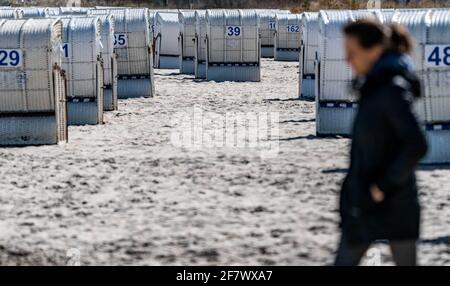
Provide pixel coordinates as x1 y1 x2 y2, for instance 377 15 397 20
375 85 428 196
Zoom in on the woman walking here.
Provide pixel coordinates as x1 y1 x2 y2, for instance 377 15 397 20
335 19 428 266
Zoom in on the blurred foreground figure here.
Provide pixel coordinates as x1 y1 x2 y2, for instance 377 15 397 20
335 19 428 266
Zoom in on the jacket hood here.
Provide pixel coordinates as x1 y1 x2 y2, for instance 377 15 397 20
368 51 415 77
355 51 422 99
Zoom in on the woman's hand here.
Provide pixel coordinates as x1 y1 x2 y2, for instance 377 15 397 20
370 185 385 203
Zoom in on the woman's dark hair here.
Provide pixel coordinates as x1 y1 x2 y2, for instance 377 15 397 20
343 19 413 54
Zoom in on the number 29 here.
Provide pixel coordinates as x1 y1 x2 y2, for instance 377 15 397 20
0 50 21 67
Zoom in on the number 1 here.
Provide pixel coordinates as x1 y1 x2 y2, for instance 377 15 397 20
62 44 69 58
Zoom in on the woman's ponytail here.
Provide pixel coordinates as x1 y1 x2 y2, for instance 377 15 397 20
387 23 413 55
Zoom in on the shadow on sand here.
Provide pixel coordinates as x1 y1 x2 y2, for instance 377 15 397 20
263 97 310 102
274 134 346 141
322 168 349 174
279 119 316 124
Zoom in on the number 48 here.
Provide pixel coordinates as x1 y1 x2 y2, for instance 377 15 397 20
427 46 450 66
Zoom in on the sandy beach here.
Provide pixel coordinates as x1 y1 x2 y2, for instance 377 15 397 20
0 59 448 266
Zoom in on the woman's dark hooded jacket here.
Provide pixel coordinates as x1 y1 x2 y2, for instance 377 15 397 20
340 51 428 243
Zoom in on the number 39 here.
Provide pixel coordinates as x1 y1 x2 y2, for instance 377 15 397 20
0 49 21 67
227 26 241 37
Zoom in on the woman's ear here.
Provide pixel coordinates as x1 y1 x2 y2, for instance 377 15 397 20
369 45 385 64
